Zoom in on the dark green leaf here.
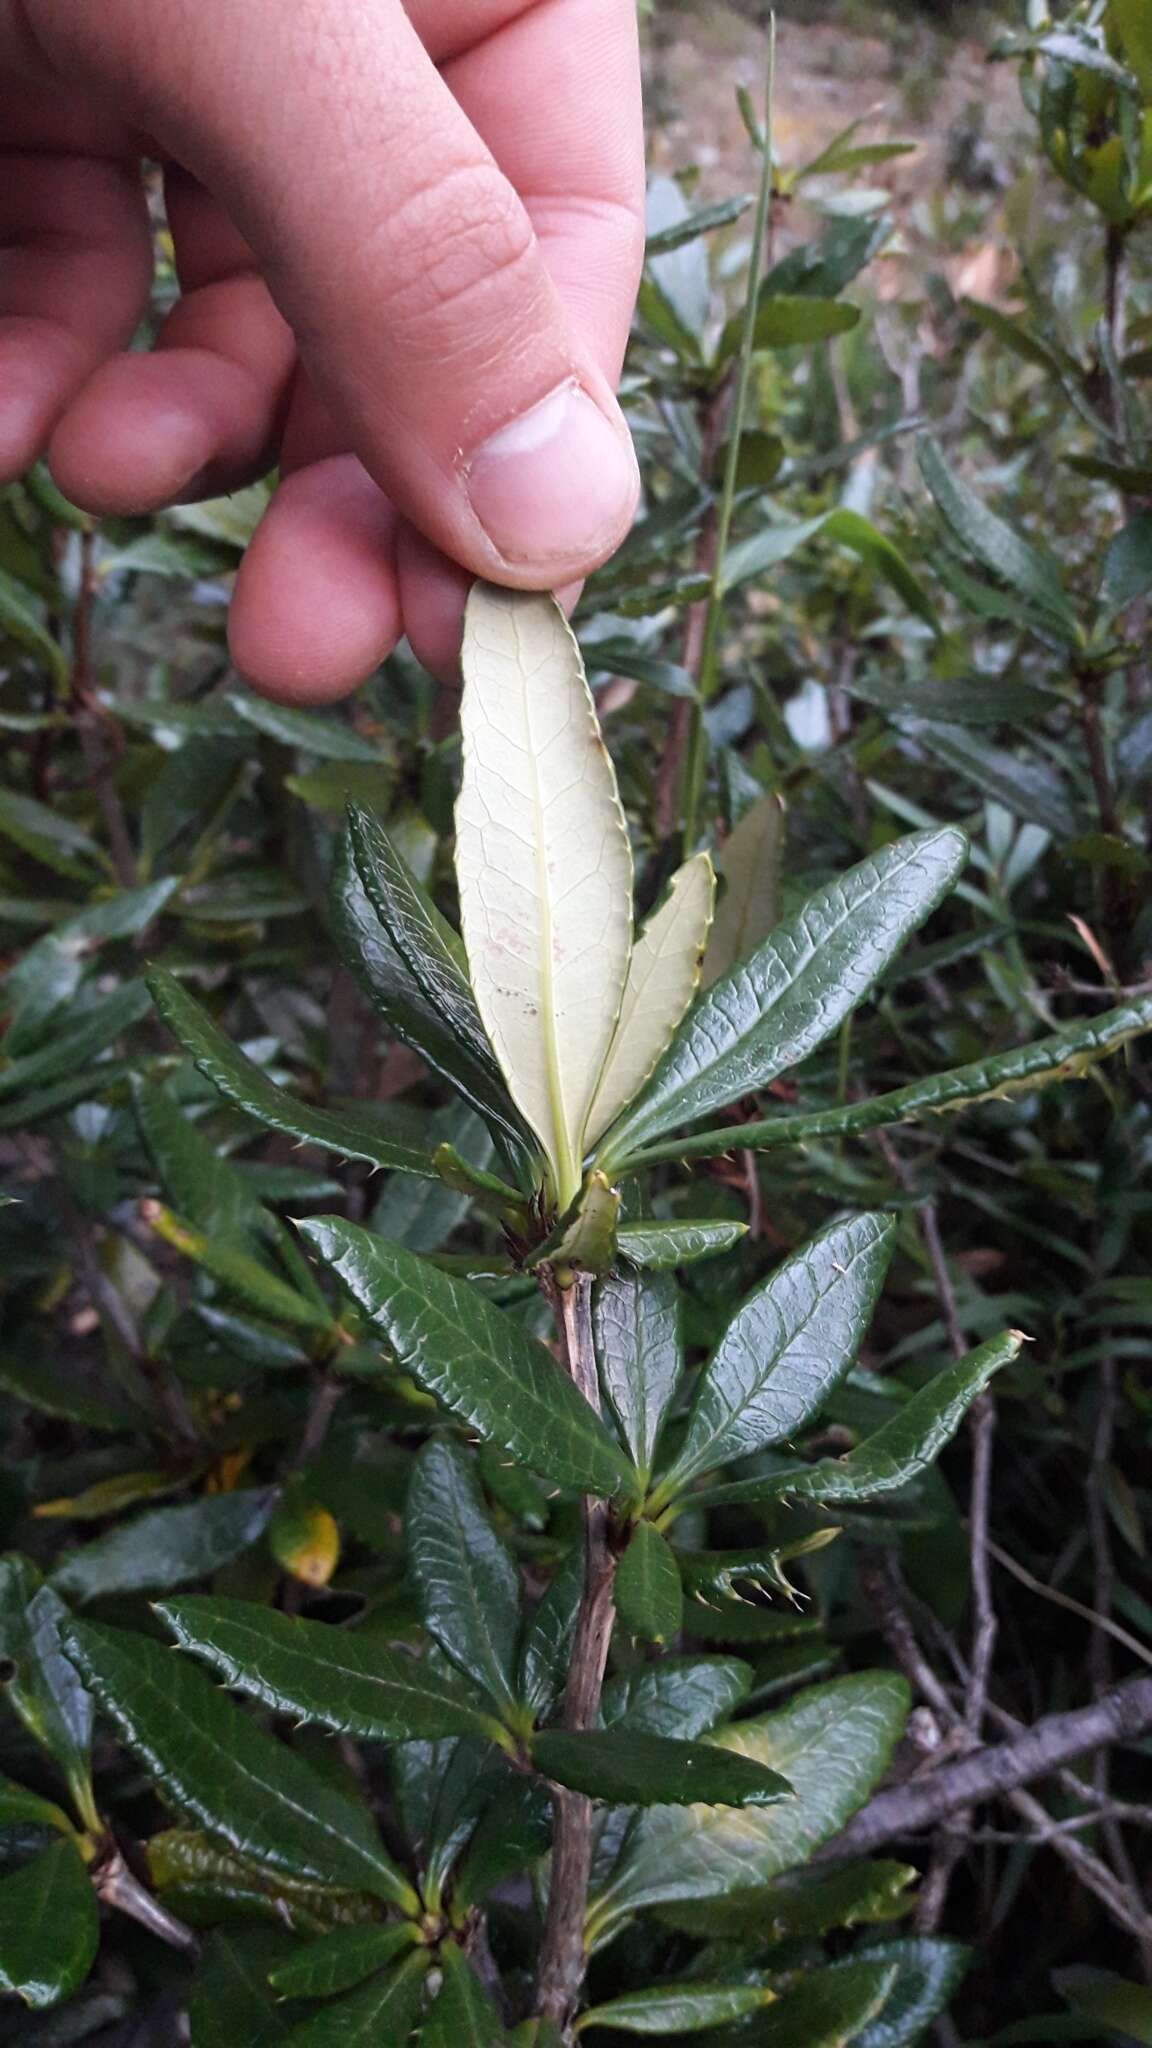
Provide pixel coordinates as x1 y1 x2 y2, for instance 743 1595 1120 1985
1057 1968 1152 2046
518 1548 586 1722
225 693 384 763
297 1219 635 1498
594 1271 681 1480
601 1657 751 1740
617 1219 748 1269
65 1621 417 1908
188 1928 291 2048
282 1951 430 2046
591 1673 908 1923
578 1983 771 2034
614 1521 683 1644
148 968 436 1176
0 1840 98 2011
268 1925 417 2000
53 1490 275 1602
657 1858 918 1940
157 1596 502 1742
407 1436 521 1717
738 1958 899 2046
846 671 1054 727
628 994 1152 1165
599 830 967 1163
918 438 1076 636
0 982 150 1102
853 1939 970 2048
135 1079 267 1246
0 568 67 685
0 1558 94 1824
421 1944 508 2048
1098 512 1152 619
900 722 1076 839
763 214 888 298
754 296 861 347
531 1729 791 1808
655 1212 894 1499
646 194 752 255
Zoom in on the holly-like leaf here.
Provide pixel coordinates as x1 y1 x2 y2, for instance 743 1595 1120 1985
599 830 967 1165
735 1958 899 2047
851 1939 970 2048
594 1270 682 1482
601 1657 752 1740
407 1436 521 1718
148 968 436 1176
586 854 715 1147
456 583 633 1209
697 1331 1022 1509
298 1219 635 1498
657 1858 919 1941
577 1983 772 2035
531 1729 791 1808
282 1950 430 2046
614 1521 684 1644
0 1557 95 1825
590 1673 908 1925
65 1621 417 1909
0 1839 98 2011
654 1212 895 1501
617 1219 748 1269
53 1490 275 1603
157 1596 502 1743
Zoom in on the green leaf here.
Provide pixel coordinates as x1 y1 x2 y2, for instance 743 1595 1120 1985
225 692 384 763
900 722 1076 840
532 1729 791 1808
754 295 861 347
0 787 99 879
1098 511 1152 619
157 1596 501 1743
530 1170 620 1276
703 794 785 988
407 1436 521 1717
1111 0 1152 96
518 1548 586 1723
145 1205 332 1332
764 214 888 299
53 1490 275 1603
721 513 937 628
617 1219 748 1269
737 1958 899 2046
65 1621 417 1908
589 1673 908 1924
188 1928 291 2048
135 1078 267 1246
421 1943 508 2048
578 1982 772 2034
0 1558 94 1825
594 1270 682 1481
148 969 436 1176
646 193 752 255
456 583 633 1209
615 1521 684 1644
852 1939 970 2048
0 1772 75 1836
656 1858 918 1940
601 1657 752 1740
298 1219 635 1498
918 438 1077 636
1057 1967 1152 2046
0 568 67 685
282 1951 429 2046
0 1840 98 2010
635 994 1152 1165
698 1332 1021 1509
0 981 150 1102
655 1212 894 1500
586 854 715 1148
599 830 967 1164
268 1925 417 1999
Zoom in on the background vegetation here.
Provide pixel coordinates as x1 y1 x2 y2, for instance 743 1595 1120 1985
1 1 1151 2041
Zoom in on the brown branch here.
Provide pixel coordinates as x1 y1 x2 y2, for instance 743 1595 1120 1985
817 1677 1152 1865
535 1273 617 2041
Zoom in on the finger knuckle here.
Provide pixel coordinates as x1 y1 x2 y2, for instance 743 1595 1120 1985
376 163 537 334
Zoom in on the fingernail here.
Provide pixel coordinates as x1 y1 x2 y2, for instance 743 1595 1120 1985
463 380 639 568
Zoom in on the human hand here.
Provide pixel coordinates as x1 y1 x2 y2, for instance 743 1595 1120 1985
0 0 643 698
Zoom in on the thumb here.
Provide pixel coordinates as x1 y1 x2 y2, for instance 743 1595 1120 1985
27 0 640 584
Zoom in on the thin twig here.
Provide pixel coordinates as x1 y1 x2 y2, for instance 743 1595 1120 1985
981 1535 1152 1671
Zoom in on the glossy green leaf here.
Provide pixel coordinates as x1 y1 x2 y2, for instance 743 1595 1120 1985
64 1621 416 1909
0 980 150 1102
739 1958 899 2046
852 1939 970 2048
421 1943 508 2048
147 1206 331 1332
617 1218 748 1269
0 1773 74 1836
590 1673 908 1924
701 1331 1021 1510
630 994 1152 1165
593 1269 681 1479
456 582 633 1210
157 1596 501 1743
532 1729 791 1808
0 1557 94 1824
599 830 967 1164
268 1925 417 2000
1057 1967 1152 2046
0 1840 98 2010
531 1170 620 1276
298 1219 635 1498
601 1657 751 1740
586 854 715 1148
901 721 1075 839
1098 511 1152 618
657 1858 918 1940
578 1982 771 2034
0 568 68 684
53 1489 275 1602
702 794 784 988
656 1211 895 1499
407 1436 521 1716
135 1078 267 1247
754 294 861 346
225 692 384 763
518 1548 586 1723
282 1951 429 2046
918 438 1076 636
614 1520 683 1644
148 968 436 1176
188 1928 291 2048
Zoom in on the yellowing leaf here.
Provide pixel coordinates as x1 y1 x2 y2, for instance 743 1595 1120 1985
456 584 633 1209
587 853 716 1148
702 794 784 988
269 1498 342 1587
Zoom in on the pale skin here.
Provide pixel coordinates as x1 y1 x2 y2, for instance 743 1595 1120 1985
0 0 645 699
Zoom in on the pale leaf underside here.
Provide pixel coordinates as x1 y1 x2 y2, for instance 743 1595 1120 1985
587 852 716 1148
